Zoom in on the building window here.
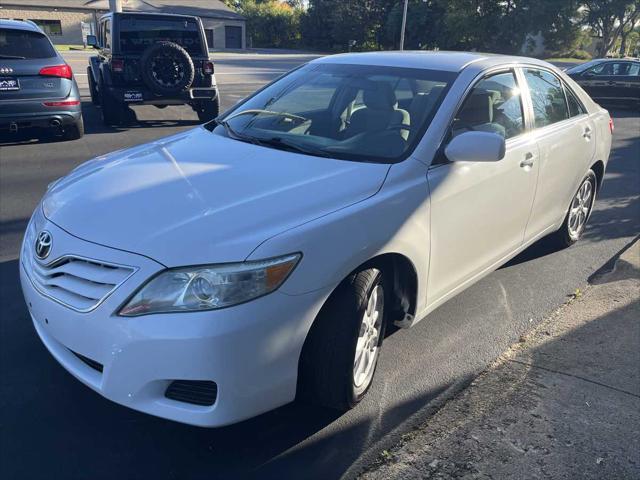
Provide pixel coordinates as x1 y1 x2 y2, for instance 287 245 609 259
31 20 63 36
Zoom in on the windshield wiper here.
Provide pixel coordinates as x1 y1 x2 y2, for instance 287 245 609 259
0 54 26 59
255 137 333 158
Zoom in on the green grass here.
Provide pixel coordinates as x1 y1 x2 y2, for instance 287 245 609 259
543 57 586 64
54 44 90 52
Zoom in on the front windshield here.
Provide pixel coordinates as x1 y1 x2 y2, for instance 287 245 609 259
214 63 456 163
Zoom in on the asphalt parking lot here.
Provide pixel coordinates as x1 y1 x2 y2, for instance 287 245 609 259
1 52 639 480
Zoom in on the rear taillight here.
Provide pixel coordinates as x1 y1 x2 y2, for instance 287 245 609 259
39 64 72 80
111 58 125 73
42 100 80 107
202 60 214 75
608 117 614 134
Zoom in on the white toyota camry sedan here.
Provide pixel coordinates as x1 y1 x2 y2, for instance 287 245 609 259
20 52 612 427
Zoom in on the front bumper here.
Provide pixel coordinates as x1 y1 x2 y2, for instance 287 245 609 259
20 209 329 427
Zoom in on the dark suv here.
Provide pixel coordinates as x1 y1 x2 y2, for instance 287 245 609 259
87 12 219 125
0 19 84 140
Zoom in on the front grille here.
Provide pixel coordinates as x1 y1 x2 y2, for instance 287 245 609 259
70 349 104 373
165 380 218 406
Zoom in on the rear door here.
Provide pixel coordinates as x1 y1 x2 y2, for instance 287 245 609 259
0 27 70 101
521 67 596 238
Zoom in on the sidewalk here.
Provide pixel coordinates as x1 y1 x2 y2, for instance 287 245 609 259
360 240 640 480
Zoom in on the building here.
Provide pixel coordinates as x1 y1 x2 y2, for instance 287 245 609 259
0 0 246 49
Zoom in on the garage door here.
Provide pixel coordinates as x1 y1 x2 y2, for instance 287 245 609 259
225 26 242 49
205 29 214 48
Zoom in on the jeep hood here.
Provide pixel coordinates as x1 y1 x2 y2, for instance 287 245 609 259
43 127 390 266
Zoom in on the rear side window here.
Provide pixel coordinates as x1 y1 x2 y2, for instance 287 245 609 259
453 70 524 139
0 28 57 59
523 69 569 128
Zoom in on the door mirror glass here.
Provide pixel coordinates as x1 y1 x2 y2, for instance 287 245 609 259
445 131 506 163
86 35 98 48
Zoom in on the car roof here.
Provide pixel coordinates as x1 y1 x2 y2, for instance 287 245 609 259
0 18 43 33
99 11 200 21
311 51 555 73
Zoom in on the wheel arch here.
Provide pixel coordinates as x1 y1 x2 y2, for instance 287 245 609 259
590 160 605 191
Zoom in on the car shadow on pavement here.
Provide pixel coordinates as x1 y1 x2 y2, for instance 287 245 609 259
0 254 451 480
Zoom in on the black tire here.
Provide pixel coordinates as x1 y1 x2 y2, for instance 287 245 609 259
550 170 597 249
62 115 84 141
140 41 195 96
196 96 220 123
100 82 124 126
87 67 99 106
298 267 387 410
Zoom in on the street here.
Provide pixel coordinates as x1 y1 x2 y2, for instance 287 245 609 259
1 52 639 480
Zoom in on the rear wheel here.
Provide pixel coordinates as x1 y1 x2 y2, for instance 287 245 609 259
550 170 597 248
298 267 386 410
87 67 99 106
100 84 124 126
62 115 84 141
195 96 220 123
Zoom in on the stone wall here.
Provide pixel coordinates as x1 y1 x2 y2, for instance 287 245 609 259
0 7 96 45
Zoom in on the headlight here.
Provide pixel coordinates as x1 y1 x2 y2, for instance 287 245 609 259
119 253 301 316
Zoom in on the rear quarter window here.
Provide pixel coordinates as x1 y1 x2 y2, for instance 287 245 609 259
0 28 57 59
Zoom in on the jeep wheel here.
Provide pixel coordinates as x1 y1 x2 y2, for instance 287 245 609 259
100 85 123 126
196 97 220 123
87 67 99 106
140 41 195 96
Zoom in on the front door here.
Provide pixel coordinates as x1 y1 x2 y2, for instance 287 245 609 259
426 70 539 307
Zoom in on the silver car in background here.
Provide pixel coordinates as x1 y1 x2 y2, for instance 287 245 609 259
0 19 84 140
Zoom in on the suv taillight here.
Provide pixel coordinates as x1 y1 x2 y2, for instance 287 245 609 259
202 60 214 75
39 64 72 80
111 58 125 73
609 117 614 134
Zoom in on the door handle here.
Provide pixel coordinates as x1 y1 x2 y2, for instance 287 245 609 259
583 127 592 140
520 152 534 168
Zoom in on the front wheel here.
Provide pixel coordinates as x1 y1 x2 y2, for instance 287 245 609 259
550 170 597 248
298 268 386 410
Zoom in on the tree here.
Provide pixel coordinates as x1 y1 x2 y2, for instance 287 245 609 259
582 0 640 56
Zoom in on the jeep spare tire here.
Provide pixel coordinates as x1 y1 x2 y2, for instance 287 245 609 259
140 41 195 95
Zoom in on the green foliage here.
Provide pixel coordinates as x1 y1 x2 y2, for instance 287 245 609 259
228 0 303 48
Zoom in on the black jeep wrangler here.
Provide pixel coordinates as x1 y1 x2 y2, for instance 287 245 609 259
86 12 219 125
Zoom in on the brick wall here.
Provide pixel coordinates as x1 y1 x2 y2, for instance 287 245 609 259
0 7 95 45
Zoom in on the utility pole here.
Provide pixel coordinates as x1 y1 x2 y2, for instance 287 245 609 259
109 0 123 13
399 0 408 50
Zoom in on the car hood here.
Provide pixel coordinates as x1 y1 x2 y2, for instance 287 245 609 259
43 127 390 266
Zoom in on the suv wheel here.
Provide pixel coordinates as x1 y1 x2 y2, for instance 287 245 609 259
62 115 85 141
100 84 123 126
298 267 387 410
195 97 220 123
140 41 195 96
87 67 99 106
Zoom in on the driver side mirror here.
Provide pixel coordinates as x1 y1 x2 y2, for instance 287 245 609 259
445 131 506 163
86 35 98 48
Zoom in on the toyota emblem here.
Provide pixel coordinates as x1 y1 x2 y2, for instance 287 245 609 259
35 231 53 260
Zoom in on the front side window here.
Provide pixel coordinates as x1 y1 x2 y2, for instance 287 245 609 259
452 71 524 139
215 63 455 163
523 69 569 128
0 28 57 59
